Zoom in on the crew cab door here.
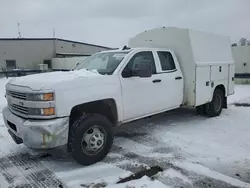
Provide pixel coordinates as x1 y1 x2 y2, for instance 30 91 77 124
119 51 160 121
119 50 182 121
154 50 183 109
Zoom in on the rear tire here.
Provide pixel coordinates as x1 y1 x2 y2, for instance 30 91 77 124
196 105 206 115
205 89 224 117
68 114 114 165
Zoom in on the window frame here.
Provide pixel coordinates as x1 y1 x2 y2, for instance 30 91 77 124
121 51 157 78
156 51 177 73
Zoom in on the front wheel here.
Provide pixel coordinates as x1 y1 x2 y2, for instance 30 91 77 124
68 114 114 165
205 89 224 117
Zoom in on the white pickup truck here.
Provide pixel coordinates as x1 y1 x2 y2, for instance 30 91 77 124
3 27 234 165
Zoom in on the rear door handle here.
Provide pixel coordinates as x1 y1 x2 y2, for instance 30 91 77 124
152 79 161 83
175 76 182 80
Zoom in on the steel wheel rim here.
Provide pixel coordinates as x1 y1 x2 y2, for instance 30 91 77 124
81 125 106 156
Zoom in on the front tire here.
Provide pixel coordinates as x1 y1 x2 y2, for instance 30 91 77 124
68 114 114 165
205 89 224 117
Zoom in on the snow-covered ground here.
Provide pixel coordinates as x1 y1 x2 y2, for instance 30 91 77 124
1 77 250 188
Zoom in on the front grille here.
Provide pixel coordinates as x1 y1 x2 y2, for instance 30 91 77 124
9 103 28 115
6 89 28 117
7 90 27 100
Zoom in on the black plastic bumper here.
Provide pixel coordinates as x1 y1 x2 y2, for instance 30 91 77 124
8 130 23 144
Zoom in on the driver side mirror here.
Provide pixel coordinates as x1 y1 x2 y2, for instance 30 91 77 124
132 60 152 78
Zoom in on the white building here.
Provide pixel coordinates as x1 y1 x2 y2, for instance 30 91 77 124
0 38 111 71
232 45 250 84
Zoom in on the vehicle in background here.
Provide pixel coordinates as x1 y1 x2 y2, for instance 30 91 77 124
2 27 234 165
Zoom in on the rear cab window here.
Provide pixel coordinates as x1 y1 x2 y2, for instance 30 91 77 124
157 51 176 72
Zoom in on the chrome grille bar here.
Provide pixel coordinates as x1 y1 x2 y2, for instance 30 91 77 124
7 90 27 100
9 103 28 115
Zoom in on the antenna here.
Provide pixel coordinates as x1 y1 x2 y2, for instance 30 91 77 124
17 22 22 38
53 29 56 39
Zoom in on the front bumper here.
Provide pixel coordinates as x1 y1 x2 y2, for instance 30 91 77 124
2 107 69 149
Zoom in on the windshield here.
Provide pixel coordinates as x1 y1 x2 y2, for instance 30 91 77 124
74 52 129 75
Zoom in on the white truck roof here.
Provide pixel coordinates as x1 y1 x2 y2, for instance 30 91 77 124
128 27 234 106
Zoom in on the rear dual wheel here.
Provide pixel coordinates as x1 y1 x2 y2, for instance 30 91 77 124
196 88 224 117
196 105 206 115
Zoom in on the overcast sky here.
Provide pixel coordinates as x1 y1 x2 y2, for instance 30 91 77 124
0 0 249 47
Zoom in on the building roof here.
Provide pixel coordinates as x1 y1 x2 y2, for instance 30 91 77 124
0 38 112 49
56 52 91 57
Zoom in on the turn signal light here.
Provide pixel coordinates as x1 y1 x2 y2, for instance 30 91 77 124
43 93 54 101
43 108 55 116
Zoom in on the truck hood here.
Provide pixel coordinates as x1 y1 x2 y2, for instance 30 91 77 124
8 70 103 91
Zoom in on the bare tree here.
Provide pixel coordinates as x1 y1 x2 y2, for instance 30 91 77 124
239 38 248 46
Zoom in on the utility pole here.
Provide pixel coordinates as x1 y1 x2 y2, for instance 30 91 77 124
17 22 22 38
53 29 57 57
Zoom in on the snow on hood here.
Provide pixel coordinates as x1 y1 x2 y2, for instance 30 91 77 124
8 69 102 91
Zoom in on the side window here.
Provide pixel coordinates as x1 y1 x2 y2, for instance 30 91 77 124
122 51 156 77
157 51 176 71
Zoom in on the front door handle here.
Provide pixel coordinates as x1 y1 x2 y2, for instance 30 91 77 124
152 79 161 83
175 76 182 80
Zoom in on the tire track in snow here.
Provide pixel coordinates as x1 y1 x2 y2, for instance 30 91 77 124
0 153 66 188
105 137 249 188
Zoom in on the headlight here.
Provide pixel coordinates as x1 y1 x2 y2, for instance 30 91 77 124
28 107 55 116
27 93 54 101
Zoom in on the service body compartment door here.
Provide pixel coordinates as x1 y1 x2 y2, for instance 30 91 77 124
211 65 229 81
195 66 211 106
